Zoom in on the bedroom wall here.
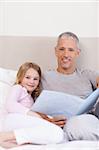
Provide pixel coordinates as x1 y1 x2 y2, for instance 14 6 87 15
0 1 98 37
0 1 99 70
0 36 98 71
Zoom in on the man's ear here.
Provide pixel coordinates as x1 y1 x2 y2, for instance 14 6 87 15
76 49 81 57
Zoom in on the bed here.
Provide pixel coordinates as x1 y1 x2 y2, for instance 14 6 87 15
0 36 99 150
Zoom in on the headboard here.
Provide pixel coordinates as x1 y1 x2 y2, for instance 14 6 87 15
0 36 99 71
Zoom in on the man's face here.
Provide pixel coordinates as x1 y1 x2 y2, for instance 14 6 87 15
55 37 80 73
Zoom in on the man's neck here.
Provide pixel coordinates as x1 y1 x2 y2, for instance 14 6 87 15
57 67 76 75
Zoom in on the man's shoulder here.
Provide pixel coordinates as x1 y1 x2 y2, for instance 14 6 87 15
76 69 99 84
42 70 56 76
77 68 97 74
78 68 99 75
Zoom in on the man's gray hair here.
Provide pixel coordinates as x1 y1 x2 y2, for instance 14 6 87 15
58 32 80 49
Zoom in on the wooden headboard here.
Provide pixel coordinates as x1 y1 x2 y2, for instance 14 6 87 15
0 36 99 71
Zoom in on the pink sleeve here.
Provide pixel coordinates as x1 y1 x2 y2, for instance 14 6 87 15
6 85 29 114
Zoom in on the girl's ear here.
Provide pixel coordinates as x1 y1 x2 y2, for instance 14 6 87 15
55 46 58 57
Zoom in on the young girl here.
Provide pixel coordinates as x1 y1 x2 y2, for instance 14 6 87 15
5 62 42 118
0 62 65 148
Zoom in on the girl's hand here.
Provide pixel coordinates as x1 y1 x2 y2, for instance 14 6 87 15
27 110 42 118
35 112 51 121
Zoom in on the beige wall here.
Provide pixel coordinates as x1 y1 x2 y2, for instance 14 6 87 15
0 1 98 37
0 36 99 71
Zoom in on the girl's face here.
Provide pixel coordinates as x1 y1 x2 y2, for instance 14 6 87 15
21 68 40 94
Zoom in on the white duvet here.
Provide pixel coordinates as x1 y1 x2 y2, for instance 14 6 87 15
0 141 98 150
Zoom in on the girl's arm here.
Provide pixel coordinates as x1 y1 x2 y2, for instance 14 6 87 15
6 85 42 118
6 85 29 114
6 85 41 118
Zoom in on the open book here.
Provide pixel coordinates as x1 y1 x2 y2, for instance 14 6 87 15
32 89 99 118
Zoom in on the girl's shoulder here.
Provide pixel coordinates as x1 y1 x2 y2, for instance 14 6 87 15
12 84 23 91
13 84 28 93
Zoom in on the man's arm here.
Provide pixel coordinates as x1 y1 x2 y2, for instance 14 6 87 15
96 77 99 88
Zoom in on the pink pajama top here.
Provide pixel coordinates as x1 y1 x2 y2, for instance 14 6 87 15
6 84 34 114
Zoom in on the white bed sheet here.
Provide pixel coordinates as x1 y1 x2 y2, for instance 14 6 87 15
0 141 98 150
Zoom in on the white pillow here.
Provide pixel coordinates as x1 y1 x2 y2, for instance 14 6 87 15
0 67 17 85
0 81 11 106
0 67 17 114
0 81 12 116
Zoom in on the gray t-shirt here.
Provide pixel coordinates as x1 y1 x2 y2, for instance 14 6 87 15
42 69 99 99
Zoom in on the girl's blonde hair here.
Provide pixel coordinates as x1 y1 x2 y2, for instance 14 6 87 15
16 62 42 100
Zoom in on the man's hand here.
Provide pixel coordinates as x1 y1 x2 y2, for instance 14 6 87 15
96 77 99 88
50 115 66 128
35 112 66 128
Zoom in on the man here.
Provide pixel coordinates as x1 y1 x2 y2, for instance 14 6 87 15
42 32 99 141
